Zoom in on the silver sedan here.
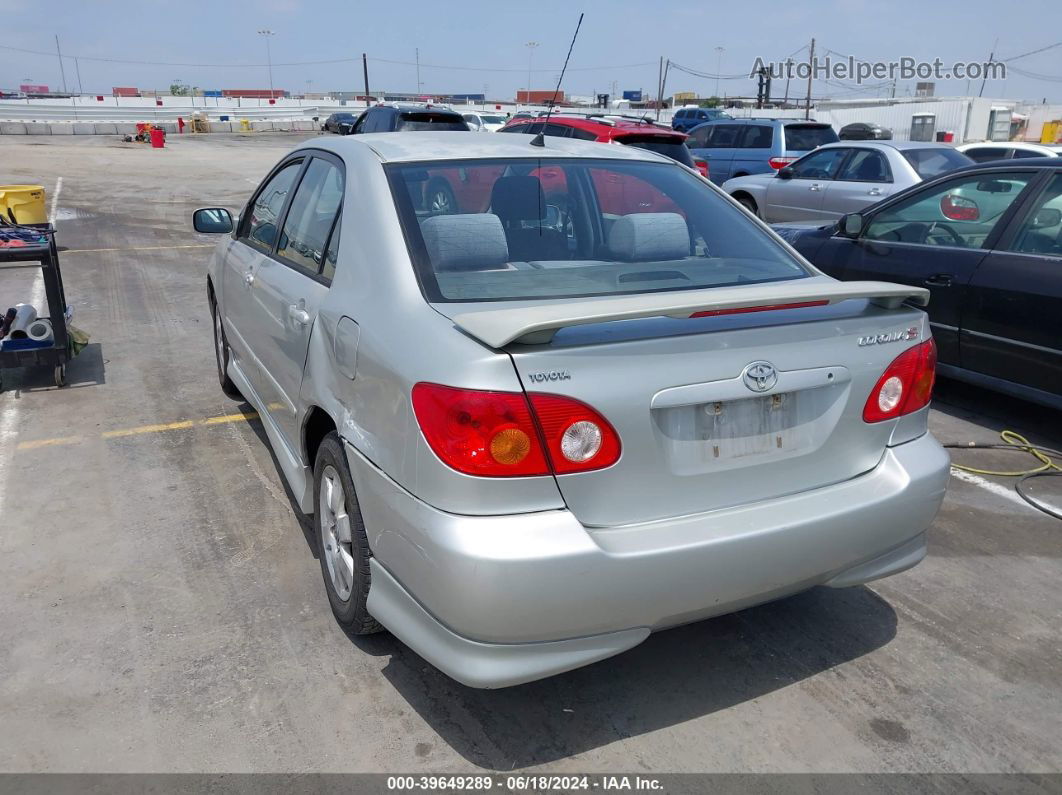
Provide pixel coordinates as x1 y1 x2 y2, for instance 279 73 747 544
723 141 973 223
193 133 948 688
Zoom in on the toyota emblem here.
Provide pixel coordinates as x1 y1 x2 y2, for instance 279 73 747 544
742 361 778 393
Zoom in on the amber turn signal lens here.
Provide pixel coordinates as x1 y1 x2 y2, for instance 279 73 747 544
489 427 532 466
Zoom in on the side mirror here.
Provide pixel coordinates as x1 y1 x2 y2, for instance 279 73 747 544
777 167 794 180
1030 207 1062 229
840 213 865 238
193 207 234 234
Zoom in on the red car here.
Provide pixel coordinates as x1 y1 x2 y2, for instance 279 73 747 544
419 114 709 218
500 114 709 179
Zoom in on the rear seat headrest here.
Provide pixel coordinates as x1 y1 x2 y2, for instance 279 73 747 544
490 175 546 223
608 212 690 262
420 213 510 271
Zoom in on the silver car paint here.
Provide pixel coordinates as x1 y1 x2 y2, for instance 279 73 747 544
210 132 949 687
722 142 936 223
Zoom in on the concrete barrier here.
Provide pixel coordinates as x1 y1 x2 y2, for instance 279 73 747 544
115 123 137 134
25 123 50 135
73 123 95 135
51 124 74 135
251 121 275 132
0 122 26 134
93 123 118 135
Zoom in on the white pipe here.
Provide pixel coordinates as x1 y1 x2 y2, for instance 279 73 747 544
7 303 37 338
27 318 53 342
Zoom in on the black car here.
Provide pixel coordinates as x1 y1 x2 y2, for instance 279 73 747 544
348 104 469 134
321 112 358 135
776 158 1062 409
839 122 893 141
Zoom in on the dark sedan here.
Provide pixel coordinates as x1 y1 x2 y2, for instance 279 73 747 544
776 158 1062 409
321 112 358 135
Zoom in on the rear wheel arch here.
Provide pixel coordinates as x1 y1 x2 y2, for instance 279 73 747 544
303 406 338 471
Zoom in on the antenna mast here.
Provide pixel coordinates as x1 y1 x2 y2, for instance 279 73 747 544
530 12 584 147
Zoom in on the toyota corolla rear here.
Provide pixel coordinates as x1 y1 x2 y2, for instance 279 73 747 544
359 146 949 688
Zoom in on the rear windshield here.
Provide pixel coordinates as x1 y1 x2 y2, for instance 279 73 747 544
387 158 809 303
903 147 974 179
396 112 468 132
617 135 695 167
783 124 839 151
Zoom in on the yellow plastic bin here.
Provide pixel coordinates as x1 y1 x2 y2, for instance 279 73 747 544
0 185 47 225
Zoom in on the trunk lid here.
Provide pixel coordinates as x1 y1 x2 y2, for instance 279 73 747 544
436 282 930 526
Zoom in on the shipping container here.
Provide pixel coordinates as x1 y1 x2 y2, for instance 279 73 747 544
516 89 566 105
221 89 287 99
112 87 140 97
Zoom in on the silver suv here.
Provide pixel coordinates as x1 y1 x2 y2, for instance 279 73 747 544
193 132 949 688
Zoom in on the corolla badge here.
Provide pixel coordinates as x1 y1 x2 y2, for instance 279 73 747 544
742 361 778 393
858 327 919 347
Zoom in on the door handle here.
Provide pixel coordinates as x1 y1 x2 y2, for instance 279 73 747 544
923 273 953 287
868 188 883 196
243 272 255 286
288 304 311 326
809 183 822 191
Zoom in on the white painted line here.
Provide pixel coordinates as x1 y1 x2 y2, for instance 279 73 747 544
950 468 1044 512
48 176 63 226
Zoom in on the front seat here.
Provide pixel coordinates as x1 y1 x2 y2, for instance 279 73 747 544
489 175 567 261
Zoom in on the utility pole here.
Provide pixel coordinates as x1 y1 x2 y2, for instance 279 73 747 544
258 30 275 96
55 35 68 94
362 53 370 106
783 58 792 107
979 38 998 98
804 37 815 119
524 42 540 106
655 56 664 120
74 57 83 95
416 48 422 96
714 46 724 98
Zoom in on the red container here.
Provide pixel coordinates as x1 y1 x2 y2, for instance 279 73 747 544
150 128 165 148
135 123 148 134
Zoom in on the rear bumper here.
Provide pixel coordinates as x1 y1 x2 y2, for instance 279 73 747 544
349 434 949 688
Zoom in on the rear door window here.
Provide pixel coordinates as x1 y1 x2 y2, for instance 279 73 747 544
568 127 599 141
740 125 774 149
1013 149 1047 159
837 149 892 183
543 123 573 138
782 124 838 151
618 135 695 167
964 147 1011 163
687 125 711 148
276 157 344 274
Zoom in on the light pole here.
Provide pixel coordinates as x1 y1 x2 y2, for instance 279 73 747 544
258 29 276 96
714 46 725 98
525 41 539 105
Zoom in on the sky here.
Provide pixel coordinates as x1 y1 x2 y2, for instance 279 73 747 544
1 0 1060 103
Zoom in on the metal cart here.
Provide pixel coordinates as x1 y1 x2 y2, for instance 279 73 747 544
0 226 72 390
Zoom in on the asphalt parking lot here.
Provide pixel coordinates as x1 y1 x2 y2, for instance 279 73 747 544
0 133 1059 775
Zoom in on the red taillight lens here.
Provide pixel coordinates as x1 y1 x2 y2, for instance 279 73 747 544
411 384 621 477
768 156 797 170
694 158 710 178
862 338 937 423
527 394 621 474
411 383 550 476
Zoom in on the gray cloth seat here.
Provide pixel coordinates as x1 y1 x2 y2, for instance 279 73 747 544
490 175 567 261
608 212 690 262
420 214 509 271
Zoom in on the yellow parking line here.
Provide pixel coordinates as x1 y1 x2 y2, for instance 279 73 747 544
101 420 197 438
15 408 266 450
62 244 215 254
17 435 84 451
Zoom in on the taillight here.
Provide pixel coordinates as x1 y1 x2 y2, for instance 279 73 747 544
862 338 937 423
768 156 797 170
527 394 621 474
940 193 980 221
411 383 550 477
694 158 710 178
411 384 621 477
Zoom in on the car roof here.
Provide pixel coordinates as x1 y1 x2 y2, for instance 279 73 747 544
936 156 1062 177
508 114 680 134
689 118 830 129
958 141 1061 152
305 131 677 164
817 140 955 152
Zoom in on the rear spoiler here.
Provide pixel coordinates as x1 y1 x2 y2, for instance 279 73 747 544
449 280 929 347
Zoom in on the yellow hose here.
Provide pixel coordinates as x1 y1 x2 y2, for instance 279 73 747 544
948 430 1061 478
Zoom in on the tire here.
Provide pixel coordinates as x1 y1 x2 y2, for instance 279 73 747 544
736 195 759 217
426 180 459 215
211 296 242 400
54 364 66 387
314 432 383 635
